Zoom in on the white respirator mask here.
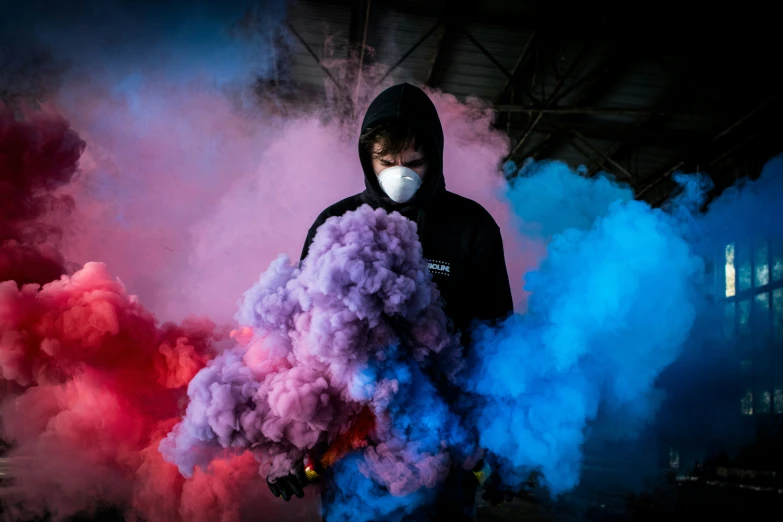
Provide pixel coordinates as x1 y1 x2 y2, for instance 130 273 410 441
377 166 422 203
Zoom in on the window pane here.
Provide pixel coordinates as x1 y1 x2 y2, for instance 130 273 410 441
759 391 772 414
753 293 770 339
774 289 783 346
754 241 770 287
724 302 736 341
739 300 751 338
772 241 783 282
774 290 783 414
753 294 772 415
737 244 752 292
725 243 736 297
741 390 753 415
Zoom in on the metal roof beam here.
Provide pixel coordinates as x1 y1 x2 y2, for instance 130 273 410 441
425 9 462 88
502 41 593 161
583 85 684 177
495 106 679 116
376 0 473 88
463 28 543 107
491 30 539 137
495 31 537 104
374 21 442 86
569 129 634 179
517 44 637 163
350 0 373 103
635 93 782 202
563 134 628 180
286 22 348 93
512 120 704 147
301 0 618 34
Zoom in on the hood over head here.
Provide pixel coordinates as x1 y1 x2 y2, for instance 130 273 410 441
358 83 445 210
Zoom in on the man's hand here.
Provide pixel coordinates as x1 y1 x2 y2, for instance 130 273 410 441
267 462 309 501
481 479 515 506
483 469 543 507
472 459 515 507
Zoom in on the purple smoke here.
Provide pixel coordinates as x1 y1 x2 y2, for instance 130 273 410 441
160 204 464 496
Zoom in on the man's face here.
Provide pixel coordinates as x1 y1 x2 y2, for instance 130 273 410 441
371 142 428 180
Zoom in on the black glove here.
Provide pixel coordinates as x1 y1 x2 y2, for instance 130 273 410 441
472 460 514 507
481 479 515 506
483 469 543 506
267 462 309 501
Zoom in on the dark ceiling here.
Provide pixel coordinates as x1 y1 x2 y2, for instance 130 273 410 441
280 0 783 206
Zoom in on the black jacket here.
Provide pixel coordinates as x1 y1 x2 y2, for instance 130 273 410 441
301 83 513 334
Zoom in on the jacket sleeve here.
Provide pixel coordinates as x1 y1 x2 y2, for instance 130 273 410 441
470 225 514 323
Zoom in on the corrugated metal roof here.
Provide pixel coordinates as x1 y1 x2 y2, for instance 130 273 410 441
372 11 440 85
437 25 531 99
283 0 782 204
287 1 351 89
596 58 674 107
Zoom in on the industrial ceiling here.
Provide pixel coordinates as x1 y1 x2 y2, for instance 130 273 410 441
281 0 783 207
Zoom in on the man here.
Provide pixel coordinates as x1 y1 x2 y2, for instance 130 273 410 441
268 83 514 519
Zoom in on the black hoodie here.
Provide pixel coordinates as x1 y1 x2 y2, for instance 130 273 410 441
301 83 513 334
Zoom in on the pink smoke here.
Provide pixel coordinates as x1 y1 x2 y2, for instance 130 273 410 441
54 77 538 327
2 23 542 520
52 79 362 325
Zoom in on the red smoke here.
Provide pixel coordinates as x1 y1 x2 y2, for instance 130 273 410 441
0 108 317 521
0 102 84 286
0 261 217 519
320 405 376 469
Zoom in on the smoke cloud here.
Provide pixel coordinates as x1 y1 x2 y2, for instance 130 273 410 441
160 205 469 519
2 0 781 520
464 159 702 494
463 156 783 504
0 261 219 520
0 103 84 286
0 0 535 326
160 154 783 517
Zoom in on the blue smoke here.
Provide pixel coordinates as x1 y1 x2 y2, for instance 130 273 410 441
2 0 285 90
504 158 634 238
464 153 783 499
1 0 287 179
326 344 473 521
324 453 437 522
323 154 783 516
653 154 783 466
464 162 702 494
0 0 287 220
